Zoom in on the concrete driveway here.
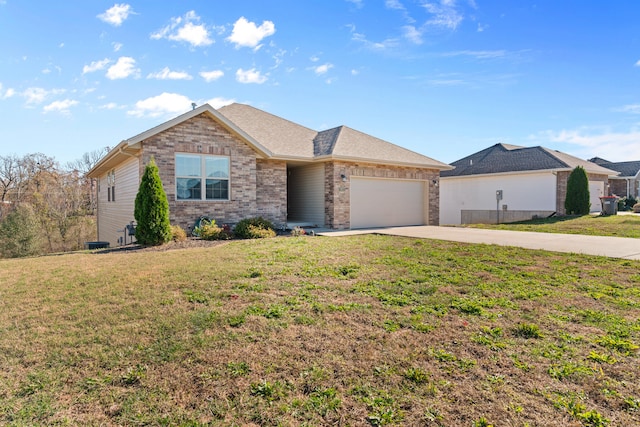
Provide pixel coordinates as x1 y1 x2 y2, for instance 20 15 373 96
317 226 640 260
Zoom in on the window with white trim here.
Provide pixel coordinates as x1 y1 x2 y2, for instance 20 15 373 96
176 154 230 201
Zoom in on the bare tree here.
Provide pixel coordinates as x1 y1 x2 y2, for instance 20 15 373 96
64 147 110 175
65 147 110 215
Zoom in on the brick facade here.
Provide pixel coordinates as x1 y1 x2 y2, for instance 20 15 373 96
256 159 287 227
325 160 441 229
139 114 286 232
556 171 609 215
609 178 639 198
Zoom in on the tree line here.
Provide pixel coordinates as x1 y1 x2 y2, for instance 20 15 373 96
0 148 108 258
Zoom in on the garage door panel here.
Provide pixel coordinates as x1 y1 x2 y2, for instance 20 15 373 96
350 178 425 228
588 181 604 213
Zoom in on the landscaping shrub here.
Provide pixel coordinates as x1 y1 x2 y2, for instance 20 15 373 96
193 219 232 240
564 166 590 215
134 158 172 246
171 225 187 242
234 217 276 239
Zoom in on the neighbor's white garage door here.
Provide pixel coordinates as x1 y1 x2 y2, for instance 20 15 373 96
350 177 425 228
588 181 605 213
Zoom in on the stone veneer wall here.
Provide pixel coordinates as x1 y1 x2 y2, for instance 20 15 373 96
325 160 441 229
556 171 610 215
139 114 285 232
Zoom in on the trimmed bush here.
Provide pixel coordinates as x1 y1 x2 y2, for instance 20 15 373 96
171 225 187 242
195 220 232 240
234 217 276 239
565 166 590 215
134 158 172 246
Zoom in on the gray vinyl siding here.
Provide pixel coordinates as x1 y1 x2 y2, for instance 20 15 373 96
287 163 325 226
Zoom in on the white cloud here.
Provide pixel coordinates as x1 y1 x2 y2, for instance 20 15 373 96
402 25 423 44
227 17 275 49
43 99 79 114
99 102 120 110
351 69 360 76
635 60 640 67
236 68 267 84
127 92 194 118
346 0 364 8
106 57 139 79
313 63 333 75
113 42 123 52
534 127 640 162
204 97 235 109
441 50 507 59
199 70 224 82
423 0 464 30
82 58 111 74
386 0 404 10
351 31 399 51
151 11 213 47
147 67 193 80
617 104 640 114
310 55 320 62
22 87 65 105
98 4 134 27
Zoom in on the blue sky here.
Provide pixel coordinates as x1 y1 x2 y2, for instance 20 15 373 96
1 0 639 166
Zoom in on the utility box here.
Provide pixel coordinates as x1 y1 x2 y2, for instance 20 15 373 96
599 196 618 215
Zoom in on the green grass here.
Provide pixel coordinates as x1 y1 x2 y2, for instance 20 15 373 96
465 213 640 238
1 235 639 425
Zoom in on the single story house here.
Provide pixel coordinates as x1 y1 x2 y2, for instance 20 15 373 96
439 143 619 225
588 157 640 199
87 103 451 246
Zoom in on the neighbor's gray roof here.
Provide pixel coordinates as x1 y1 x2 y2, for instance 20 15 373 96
218 103 451 169
588 157 640 178
441 143 618 177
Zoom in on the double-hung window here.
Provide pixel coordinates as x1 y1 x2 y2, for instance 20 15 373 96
176 154 230 201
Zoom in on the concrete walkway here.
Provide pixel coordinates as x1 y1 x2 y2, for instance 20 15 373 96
317 226 640 260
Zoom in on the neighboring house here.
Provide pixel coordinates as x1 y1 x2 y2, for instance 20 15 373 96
588 157 640 199
439 143 619 225
87 103 451 246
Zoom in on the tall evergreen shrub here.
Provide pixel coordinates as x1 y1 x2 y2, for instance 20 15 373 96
134 158 171 245
564 166 590 215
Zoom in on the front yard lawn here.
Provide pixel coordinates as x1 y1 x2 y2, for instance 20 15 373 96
1 235 639 425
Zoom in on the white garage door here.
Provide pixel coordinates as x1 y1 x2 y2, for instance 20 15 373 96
350 178 425 228
588 181 605 213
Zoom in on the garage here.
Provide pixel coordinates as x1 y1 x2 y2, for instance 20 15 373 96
350 177 426 228
588 181 605 213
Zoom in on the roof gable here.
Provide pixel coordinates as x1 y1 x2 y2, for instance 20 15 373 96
89 102 451 177
442 143 618 177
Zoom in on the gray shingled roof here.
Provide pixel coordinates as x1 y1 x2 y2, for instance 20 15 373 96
218 103 450 169
588 158 640 177
442 143 617 177
218 103 317 158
